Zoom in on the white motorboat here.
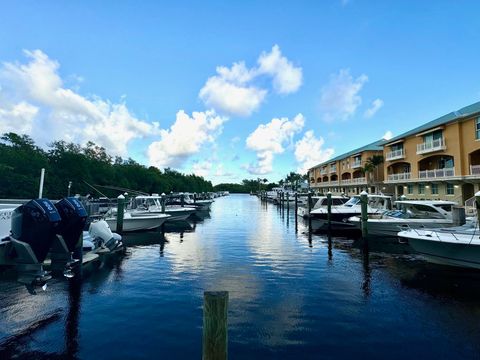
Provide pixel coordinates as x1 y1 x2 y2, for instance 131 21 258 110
348 200 459 237
104 211 170 232
398 223 480 269
166 193 213 211
130 195 196 221
310 194 392 232
297 195 349 218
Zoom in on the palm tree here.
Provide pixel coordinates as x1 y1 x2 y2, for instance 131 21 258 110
363 155 384 191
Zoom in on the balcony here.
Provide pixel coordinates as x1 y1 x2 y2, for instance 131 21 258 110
387 172 411 182
351 160 362 169
320 169 327 175
386 149 405 161
416 137 446 155
471 165 480 176
341 179 352 185
330 166 337 174
351 177 367 184
418 167 455 179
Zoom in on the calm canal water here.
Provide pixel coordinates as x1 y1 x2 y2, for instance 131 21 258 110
1 194 480 359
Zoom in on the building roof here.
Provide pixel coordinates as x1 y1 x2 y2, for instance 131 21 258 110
385 100 480 145
309 139 386 170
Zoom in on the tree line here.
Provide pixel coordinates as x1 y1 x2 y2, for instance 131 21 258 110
0 133 213 199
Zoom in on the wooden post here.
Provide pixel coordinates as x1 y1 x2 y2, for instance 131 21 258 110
286 192 290 214
181 193 185 207
116 194 125 234
307 192 312 231
360 191 368 239
294 193 298 231
452 206 466 226
161 193 166 213
194 193 197 204
475 191 480 226
327 191 332 232
73 232 83 277
203 291 228 360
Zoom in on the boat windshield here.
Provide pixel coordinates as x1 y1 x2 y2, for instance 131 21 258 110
401 203 446 219
344 197 360 207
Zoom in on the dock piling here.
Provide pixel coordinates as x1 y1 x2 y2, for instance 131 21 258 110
307 192 312 231
203 291 228 360
452 206 466 226
116 194 125 234
475 191 480 226
360 191 368 239
161 193 166 213
286 192 290 215
327 191 332 232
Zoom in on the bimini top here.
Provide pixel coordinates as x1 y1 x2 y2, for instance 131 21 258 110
309 139 386 170
385 100 480 145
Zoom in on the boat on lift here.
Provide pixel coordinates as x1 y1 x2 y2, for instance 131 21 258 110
309 194 392 233
348 200 459 238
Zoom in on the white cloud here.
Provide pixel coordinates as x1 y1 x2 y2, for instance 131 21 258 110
192 160 213 177
246 114 305 175
147 109 227 168
383 130 393 140
320 69 368 122
0 49 158 156
199 64 267 117
199 45 302 117
257 45 302 94
364 98 384 118
294 130 335 174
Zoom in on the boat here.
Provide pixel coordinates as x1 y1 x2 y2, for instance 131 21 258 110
104 210 170 232
297 195 349 218
130 195 196 221
397 223 480 269
166 193 212 211
348 200 459 237
309 194 392 232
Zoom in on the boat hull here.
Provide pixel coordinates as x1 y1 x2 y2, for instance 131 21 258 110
106 216 168 232
348 219 454 238
398 229 480 269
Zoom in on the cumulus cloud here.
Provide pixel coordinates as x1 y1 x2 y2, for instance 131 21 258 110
364 98 384 118
199 45 302 117
246 114 305 175
257 45 302 94
0 50 158 156
383 130 393 140
147 109 227 168
294 130 335 174
320 69 368 122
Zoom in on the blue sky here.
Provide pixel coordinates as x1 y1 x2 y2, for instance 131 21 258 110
1 1 479 184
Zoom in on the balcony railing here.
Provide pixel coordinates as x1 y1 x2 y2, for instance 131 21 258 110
470 165 480 175
351 177 367 184
341 179 352 185
386 149 405 161
352 161 362 169
418 167 455 179
416 137 446 155
387 172 411 181
318 180 340 187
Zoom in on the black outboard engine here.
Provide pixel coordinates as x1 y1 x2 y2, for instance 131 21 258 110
11 199 62 263
55 197 88 252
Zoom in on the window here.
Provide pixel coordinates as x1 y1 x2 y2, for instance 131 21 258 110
431 183 438 195
446 183 454 195
407 184 413 194
438 157 454 169
423 129 443 143
391 143 403 152
418 183 425 194
476 118 480 139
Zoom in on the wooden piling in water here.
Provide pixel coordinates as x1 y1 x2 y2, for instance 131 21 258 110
181 193 185 207
294 193 298 231
161 193 166 213
203 291 228 360
452 206 466 226
327 191 332 233
116 194 125 233
360 191 368 239
307 192 312 231
286 192 290 214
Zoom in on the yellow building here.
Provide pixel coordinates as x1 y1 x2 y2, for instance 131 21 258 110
383 101 480 203
309 140 386 195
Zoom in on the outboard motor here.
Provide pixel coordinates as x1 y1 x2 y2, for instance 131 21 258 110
11 199 61 263
55 197 88 252
49 197 88 277
89 220 123 251
9 199 61 291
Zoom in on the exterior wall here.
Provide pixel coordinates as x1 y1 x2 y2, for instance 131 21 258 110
383 115 480 202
